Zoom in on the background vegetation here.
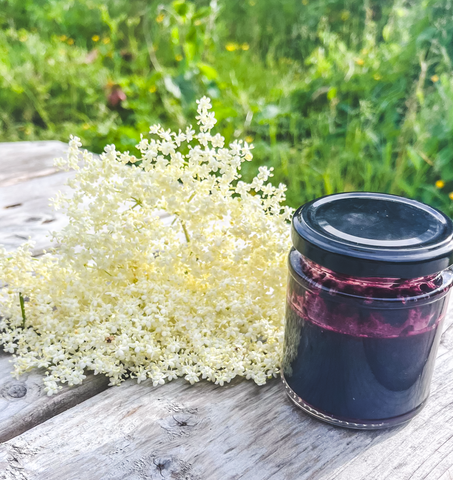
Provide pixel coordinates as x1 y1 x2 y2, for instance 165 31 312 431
1 0 453 215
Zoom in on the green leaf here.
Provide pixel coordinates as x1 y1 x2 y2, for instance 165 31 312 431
327 87 337 100
193 7 211 20
172 0 189 18
171 27 180 45
397 178 416 196
183 41 196 62
435 147 452 169
416 27 437 47
186 25 197 43
407 146 423 171
197 62 218 80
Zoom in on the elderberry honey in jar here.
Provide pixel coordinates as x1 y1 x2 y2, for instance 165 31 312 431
282 192 453 429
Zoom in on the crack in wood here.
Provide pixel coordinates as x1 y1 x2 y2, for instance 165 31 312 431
3 204 22 209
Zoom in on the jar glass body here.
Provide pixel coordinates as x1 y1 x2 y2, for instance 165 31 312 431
282 248 453 429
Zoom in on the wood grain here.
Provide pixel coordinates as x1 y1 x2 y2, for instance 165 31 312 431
0 141 75 255
0 141 67 187
0 306 452 480
0 171 74 255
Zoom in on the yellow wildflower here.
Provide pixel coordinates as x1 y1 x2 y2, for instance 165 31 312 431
436 180 445 189
194 19 202 26
175 54 183 62
245 136 254 143
82 123 90 130
225 43 237 52
431 75 439 83
449 192 453 201
374 73 382 81
67 38 74 45
149 86 157 93
92 35 100 42
156 13 165 23
241 43 250 51
102 37 111 45
355 58 365 66
59 35 67 42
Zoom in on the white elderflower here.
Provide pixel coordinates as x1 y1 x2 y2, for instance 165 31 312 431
0 97 293 393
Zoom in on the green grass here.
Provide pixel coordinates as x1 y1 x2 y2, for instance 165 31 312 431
1 0 453 215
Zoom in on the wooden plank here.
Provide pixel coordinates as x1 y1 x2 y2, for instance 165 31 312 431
0 141 68 187
0 307 452 480
0 141 77 255
439 467 453 480
0 171 74 255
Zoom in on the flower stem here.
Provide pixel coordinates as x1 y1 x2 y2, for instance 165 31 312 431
19 293 26 328
181 221 190 243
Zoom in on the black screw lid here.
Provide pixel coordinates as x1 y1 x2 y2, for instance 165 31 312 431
292 192 453 278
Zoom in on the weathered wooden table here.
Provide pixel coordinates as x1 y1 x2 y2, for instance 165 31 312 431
1 141 453 480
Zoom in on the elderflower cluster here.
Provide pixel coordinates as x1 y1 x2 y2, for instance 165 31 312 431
0 97 293 395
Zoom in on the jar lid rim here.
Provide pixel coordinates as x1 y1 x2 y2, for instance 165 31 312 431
292 192 453 278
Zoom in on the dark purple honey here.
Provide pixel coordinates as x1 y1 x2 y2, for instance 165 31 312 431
282 249 453 426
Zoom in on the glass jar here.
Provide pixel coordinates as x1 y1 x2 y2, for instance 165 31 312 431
282 193 453 429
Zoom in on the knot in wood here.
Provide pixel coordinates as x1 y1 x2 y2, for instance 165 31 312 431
4 382 27 399
154 457 172 474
